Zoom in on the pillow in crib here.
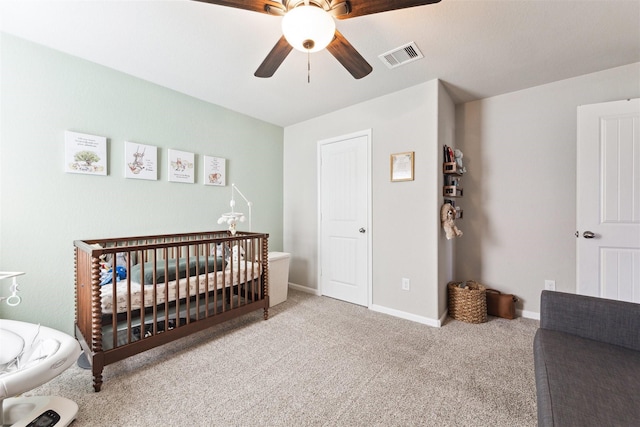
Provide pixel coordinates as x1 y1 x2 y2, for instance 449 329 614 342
130 256 224 285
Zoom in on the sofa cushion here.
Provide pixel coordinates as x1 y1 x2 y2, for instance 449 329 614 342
534 328 640 427
540 291 640 352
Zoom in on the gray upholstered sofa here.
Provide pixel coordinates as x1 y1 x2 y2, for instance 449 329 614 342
534 291 640 426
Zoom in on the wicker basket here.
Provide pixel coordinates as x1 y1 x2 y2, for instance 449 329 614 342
447 281 487 324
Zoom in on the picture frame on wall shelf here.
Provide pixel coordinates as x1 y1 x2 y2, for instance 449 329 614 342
203 156 226 186
124 141 158 180
390 151 414 182
64 130 107 176
168 149 195 183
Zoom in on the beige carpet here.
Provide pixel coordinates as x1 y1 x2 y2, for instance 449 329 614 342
26 289 539 426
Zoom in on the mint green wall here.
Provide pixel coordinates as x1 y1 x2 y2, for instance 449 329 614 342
0 34 284 333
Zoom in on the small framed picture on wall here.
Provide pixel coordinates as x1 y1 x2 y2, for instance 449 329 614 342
124 141 158 180
168 149 195 183
390 151 414 182
203 156 226 186
64 130 107 176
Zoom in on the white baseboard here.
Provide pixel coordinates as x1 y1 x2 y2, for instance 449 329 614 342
369 304 442 328
518 309 540 321
439 309 448 326
289 283 442 326
288 283 540 324
288 282 321 296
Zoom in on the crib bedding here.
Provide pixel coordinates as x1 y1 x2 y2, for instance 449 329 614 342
101 261 261 314
129 255 224 285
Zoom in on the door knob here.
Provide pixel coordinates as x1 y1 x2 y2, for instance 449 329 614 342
583 231 595 239
359 228 366 233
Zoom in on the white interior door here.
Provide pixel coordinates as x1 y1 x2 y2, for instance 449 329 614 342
577 98 640 302
318 130 371 306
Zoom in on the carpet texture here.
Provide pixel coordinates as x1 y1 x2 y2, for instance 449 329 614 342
26 289 539 426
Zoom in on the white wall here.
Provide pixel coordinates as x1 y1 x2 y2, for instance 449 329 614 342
455 62 640 316
284 80 452 322
0 34 284 333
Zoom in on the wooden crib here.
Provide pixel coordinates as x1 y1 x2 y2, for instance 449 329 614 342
74 231 269 392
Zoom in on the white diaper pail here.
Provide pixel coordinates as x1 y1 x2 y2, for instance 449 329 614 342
268 252 290 307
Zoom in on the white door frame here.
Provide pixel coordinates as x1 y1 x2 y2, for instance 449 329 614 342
317 129 372 307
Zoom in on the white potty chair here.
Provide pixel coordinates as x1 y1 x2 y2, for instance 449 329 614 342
0 272 81 427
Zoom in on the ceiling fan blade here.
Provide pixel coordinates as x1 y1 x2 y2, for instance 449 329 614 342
191 0 285 15
255 36 294 78
326 30 372 79
337 0 441 19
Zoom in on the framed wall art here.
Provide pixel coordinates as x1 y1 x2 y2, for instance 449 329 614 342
168 149 195 183
64 130 107 176
203 156 226 186
124 141 158 180
390 151 414 182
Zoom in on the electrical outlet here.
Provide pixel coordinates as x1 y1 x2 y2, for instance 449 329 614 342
402 278 410 291
545 280 556 291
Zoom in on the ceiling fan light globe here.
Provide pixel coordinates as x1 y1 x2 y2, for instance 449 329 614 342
282 6 335 53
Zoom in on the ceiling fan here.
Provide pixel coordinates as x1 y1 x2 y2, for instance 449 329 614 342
193 0 442 79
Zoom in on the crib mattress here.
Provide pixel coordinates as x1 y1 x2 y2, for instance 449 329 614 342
101 262 261 314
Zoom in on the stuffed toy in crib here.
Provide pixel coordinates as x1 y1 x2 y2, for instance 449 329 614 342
441 203 463 240
230 245 245 263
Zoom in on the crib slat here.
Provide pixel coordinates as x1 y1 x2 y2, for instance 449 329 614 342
182 245 187 315
159 248 165 333
126 250 134 345
193 244 199 322
151 248 158 337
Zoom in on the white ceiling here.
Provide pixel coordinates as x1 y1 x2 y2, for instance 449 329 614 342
2 0 639 127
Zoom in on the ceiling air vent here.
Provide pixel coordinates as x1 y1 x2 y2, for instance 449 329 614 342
378 42 424 69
